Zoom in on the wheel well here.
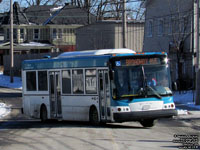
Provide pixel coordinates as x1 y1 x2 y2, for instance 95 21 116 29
40 104 47 117
89 105 97 114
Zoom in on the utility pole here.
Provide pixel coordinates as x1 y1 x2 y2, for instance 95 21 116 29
122 0 127 48
195 0 200 105
10 0 14 83
86 0 90 24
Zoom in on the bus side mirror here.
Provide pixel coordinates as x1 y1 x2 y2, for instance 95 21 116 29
111 81 117 99
172 82 177 91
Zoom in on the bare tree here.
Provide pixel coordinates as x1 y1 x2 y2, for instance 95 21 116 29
0 0 144 20
168 0 193 90
19 0 144 20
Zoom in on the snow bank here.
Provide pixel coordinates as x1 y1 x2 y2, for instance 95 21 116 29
0 103 11 119
174 91 200 110
0 73 22 89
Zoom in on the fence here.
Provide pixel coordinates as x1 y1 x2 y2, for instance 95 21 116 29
3 52 61 77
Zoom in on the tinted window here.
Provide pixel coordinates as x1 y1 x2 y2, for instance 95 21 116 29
62 70 71 94
26 71 36 91
38 71 48 91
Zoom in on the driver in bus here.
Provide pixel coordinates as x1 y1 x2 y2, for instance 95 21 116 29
116 70 128 96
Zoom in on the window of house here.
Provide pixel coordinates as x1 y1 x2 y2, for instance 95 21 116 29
20 29 24 39
171 17 178 33
38 71 48 91
158 19 164 36
13 29 17 39
58 29 62 39
34 29 39 39
85 69 97 94
64 28 67 41
7 29 9 39
26 71 36 91
62 70 71 94
180 16 189 33
53 28 57 39
168 18 172 34
147 20 153 37
72 69 84 94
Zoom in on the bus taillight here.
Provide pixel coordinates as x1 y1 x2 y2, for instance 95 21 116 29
171 104 174 108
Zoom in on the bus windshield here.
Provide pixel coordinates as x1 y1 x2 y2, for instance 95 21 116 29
113 65 172 99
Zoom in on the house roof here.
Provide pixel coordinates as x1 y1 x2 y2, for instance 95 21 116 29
0 2 29 25
24 5 56 25
0 41 54 50
76 20 144 30
43 4 96 25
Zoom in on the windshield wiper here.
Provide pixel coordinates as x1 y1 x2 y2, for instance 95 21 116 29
141 66 162 99
146 85 162 99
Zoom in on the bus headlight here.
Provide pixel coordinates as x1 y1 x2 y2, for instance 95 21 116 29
112 107 131 112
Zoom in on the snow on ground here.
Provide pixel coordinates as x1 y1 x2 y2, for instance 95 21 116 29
0 72 22 89
0 103 11 119
173 91 200 110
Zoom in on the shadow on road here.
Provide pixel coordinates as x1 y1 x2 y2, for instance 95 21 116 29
0 119 145 130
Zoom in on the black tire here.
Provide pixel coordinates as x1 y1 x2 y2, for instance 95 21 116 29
140 119 155 128
89 106 99 126
40 105 48 123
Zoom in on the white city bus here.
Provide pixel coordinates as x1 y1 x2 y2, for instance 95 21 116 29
22 49 177 127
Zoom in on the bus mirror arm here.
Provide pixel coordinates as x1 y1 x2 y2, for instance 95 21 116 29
109 70 115 80
112 88 117 99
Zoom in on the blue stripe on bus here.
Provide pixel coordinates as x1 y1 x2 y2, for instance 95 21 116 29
22 55 111 70
111 96 173 106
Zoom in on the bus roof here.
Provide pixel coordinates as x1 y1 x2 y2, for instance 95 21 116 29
57 48 136 58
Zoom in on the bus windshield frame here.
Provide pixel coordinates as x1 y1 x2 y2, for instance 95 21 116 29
110 55 172 100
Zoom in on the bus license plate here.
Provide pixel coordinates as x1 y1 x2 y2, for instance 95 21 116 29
142 105 150 110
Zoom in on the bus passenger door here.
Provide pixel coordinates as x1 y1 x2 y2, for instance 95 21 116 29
49 71 62 119
98 70 111 122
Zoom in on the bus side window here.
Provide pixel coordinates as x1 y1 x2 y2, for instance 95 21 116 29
72 69 84 94
62 70 71 94
26 71 36 91
85 69 97 94
38 71 48 91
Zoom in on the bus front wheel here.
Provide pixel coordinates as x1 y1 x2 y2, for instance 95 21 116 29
40 105 48 123
140 119 155 128
89 106 99 125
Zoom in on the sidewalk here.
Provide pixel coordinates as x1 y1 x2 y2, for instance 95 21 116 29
175 102 200 119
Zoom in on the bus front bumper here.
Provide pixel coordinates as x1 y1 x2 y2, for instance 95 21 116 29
113 109 177 122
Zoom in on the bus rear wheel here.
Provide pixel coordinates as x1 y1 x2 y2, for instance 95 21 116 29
89 107 99 126
40 105 48 123
140 119 155 128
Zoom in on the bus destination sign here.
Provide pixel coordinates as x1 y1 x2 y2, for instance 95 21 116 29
115 58 161 66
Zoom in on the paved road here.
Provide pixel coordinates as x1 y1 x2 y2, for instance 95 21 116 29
0 116 199 150
0 88 199 150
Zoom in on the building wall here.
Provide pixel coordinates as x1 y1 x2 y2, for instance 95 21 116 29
143 0 194 87
2 24 82 52
76 21 144 52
